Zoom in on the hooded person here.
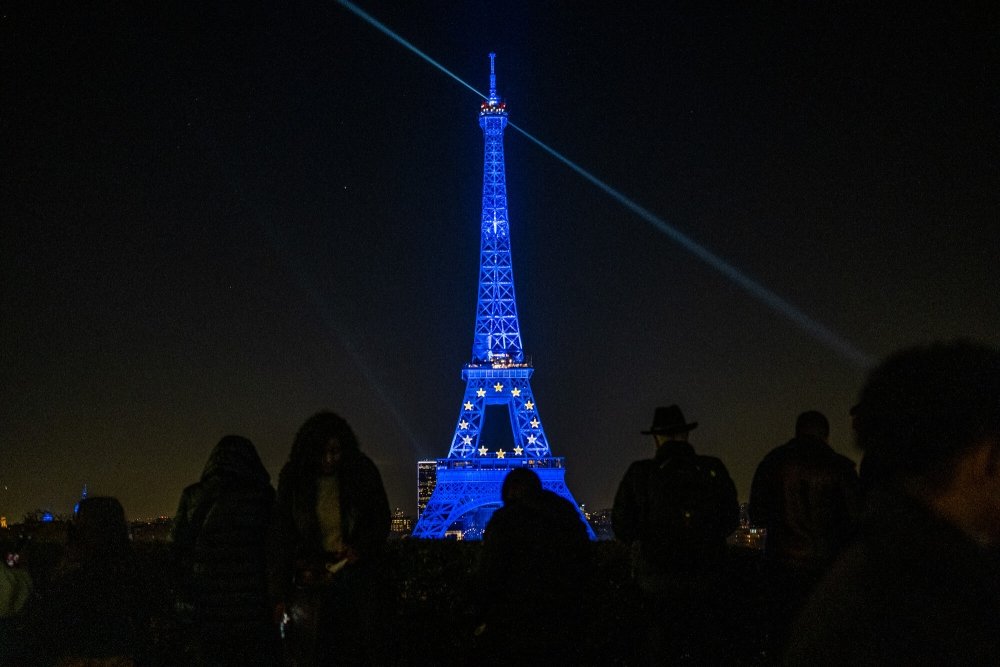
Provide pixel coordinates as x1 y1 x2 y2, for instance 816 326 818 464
171 435 277 666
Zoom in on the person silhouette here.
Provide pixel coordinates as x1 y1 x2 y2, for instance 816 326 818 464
171 435 277 666
475 467 591 665
784 341 1000 664
613 405 739 664
749 410 861 656
23 497 150 664
268 412 391 667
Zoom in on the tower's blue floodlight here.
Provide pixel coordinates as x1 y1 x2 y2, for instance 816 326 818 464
413 55 594 540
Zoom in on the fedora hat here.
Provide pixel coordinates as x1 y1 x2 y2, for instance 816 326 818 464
642 405 698 435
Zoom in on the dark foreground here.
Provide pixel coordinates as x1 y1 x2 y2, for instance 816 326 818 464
3 537 773 665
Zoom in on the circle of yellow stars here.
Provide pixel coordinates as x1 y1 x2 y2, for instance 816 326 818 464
458 381 538 458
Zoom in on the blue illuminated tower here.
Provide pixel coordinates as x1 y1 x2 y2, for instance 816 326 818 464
413 54 594 540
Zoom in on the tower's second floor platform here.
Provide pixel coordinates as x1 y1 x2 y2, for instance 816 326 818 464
434 456 565 469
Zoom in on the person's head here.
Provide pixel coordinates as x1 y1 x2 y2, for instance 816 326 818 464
642 405 697 448
795 410 830 442
854 341 1000 543
501 467 543 504
201 434 270 486
69 496 132 562
289 411 361 477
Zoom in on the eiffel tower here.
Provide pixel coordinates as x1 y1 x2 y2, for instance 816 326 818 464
412 54 594 540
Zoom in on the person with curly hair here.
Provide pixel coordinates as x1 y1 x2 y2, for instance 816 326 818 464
268 412 391 667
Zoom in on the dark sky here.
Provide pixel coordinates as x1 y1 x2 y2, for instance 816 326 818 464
2 3 997 521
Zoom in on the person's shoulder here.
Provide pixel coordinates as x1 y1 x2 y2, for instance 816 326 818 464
223 477 276 505
177 481 210 511
830 450 859 472
347 448 377 465
764 438 843 467
537 491 590 538
809 451 860 486
758 438 806 464
334 449 377 477
617 458 656 487
483 502 533 540
539 489 580 514
801 442 858 477
625 458 657 474
341 451 388 498
180 480 204 497
750 446 789 485
484 504 516 528
692 453 733 475
275 462 296 487
783 541 893 663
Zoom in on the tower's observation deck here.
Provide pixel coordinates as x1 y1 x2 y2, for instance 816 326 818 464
480 100 507 115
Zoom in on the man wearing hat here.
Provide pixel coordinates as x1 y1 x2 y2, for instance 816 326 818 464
612 405 739 662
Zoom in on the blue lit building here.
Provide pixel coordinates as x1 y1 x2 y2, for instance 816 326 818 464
412 54 593 540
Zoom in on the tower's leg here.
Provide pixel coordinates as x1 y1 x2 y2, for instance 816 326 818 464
412 460 596 540
416 366 594 539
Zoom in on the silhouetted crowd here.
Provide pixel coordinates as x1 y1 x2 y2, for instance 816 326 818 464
2 340 999 666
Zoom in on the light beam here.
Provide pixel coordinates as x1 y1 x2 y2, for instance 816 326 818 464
336 0 876 370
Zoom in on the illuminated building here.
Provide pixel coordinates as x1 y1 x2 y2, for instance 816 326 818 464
729 526 767 551
129 516 173 543
412 54 593 539
417 460 437 519
390 508 415 538
728 502 766 551
588 508 615 541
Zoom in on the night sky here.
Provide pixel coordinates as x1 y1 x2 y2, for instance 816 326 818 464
3 3 997 521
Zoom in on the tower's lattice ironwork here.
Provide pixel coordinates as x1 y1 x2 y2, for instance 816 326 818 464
412 54 594 540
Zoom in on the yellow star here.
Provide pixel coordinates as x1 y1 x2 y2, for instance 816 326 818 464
530 418 539 428
524 400 534 411
478 445 488 456
496 449 506 459
476 387 486 398
464 401 474 410
459 420 469 430
511 387 521 397
462 435 473 445
527 434 537 444
493 382 504 392
513 445 524 456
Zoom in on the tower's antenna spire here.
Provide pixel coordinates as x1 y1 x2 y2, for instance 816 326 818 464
488 52 498 105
